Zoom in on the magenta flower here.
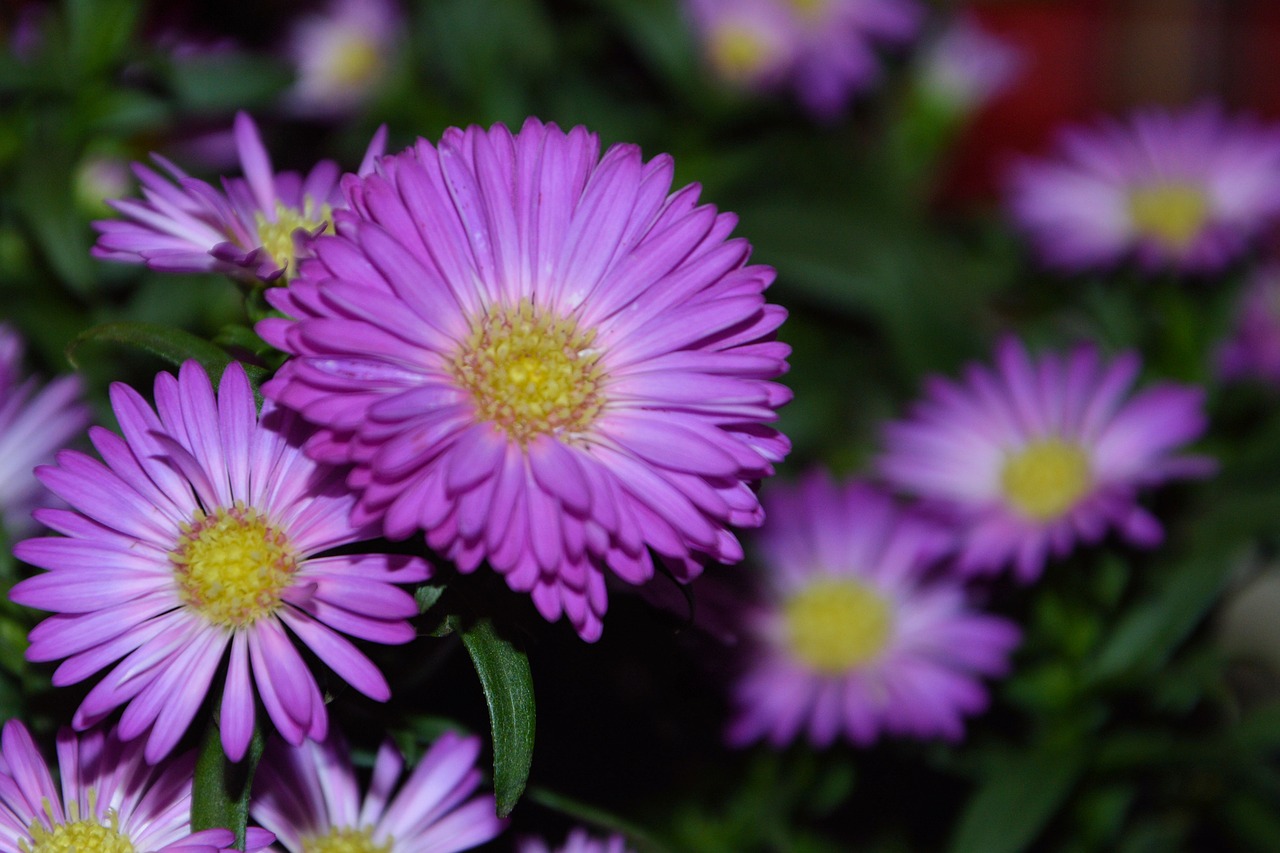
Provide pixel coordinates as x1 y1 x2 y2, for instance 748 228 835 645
11 361 429 763
727 473 1019 748
0 720 272 852
0 325 90 539
1006 105 1280 274
519 828 633 853
251 730 506 852
283 0 401 117
1218 264 1280 386
915 13 1022 115
258 118 791 641
877 336 1214 582
688 0 922 119
93 112 387 282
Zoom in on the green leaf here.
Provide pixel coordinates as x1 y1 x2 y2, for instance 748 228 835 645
454 616 535 817
948 746 1084 853
67 321 233 381
191 722 263 850
528 786 672 852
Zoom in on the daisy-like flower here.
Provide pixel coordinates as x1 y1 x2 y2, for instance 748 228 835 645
685 0 922 119
877 336 1214 582
727 473 1020 747
914 13 1022 116
282 0 401 117
1006 105 1280 274
519 828 633 853
258 118 791 641
250 729 506 852
0 719 272 852
1218 264 1280 386
93 112 387 282
0 324 90 540
11 361 430 763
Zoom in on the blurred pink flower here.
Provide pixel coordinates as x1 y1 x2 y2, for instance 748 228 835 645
283 0 401 117
916 13 1022 114
1219 263 1280 385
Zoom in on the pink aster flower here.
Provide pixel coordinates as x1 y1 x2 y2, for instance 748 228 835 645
258 118 791 641
519 828 633 853
0 719 272 852
93 111 387 282
1218 263 1280 386
727 473 1019 748
1006 105 1280 274
877 336 1215 582
0 324 90 540
686 0 922 119
282 0 401 117
915 14 1022 115
11 361 430 763
250 729 506 852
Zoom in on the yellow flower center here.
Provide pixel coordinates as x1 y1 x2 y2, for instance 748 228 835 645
450 298 606 445
171 501 297 629
21 795 133 853
303 826 392 853
1128 182 1210 252
783 578 894 675
708 25 774 85
328 36 383 90
788 0 829 21
253 198 333 279
1001 439 1092 521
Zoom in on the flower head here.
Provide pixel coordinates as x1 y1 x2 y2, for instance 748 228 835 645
915 13 1022 115
0 720 272 852
250 729 506 853
93 112 387 282
1006 105 1280 274
0 324 90 540
727 473 1019 747
259 119 791 641
877 336 1214 582
688 0 923 119
283 0 401 117
1218 263 1280 386
519 828 633 853
12 361 430 763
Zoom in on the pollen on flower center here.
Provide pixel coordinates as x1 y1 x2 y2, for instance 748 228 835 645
783 578 894 674
1001 438 1092 521
303 826 392 853
450 298 606 445
21 794 133 853
1128 182 1210 251
253 198 333 279
171 501 297 629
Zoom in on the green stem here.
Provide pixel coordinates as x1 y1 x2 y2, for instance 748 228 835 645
191 720 264 850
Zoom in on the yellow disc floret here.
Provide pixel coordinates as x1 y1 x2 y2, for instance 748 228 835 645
303 826 392 853
1128 182 1210 252
21 794 133 853
708 25 774 86
253 198 334 280
450 298 606 445
327 35 383 91
783 578 894 675
171 501 297 629
788 0 830 22
1001 438 1092 521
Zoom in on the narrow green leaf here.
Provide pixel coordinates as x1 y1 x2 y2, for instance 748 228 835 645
191 722 263 850
948 746 1084 853
67 321 232 380
527 786 672 852
455 617 535 817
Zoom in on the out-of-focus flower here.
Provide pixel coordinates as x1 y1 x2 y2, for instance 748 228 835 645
283 0 401 117
259 118 791 641
519 828 633 853
1006 105 1280 274
727 473 1019 748
11 361 429 763
1218 264 1280 386
251 729 506 853
878 336 1214 582
915 13 1022 116
93 112 387 282
686 0 923 119
74 152 134 218
0 324 89 540
0 719 272 852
